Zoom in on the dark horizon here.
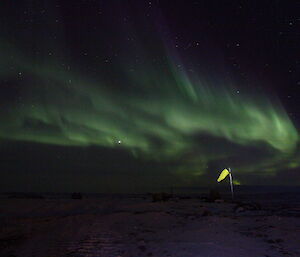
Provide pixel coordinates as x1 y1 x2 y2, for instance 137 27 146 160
2 185 300 196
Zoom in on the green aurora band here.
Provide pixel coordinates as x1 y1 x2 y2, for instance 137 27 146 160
1 44 299 184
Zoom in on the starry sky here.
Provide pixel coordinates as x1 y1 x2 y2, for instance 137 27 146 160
0 1 300 193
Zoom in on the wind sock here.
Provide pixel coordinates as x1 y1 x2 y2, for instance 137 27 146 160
217 168 230 182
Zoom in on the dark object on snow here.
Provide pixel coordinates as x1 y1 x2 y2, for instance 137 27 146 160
71 192 82 199
151 192 172 202
234 202 261 213
214 199 225 203
207 188 221 202
178 195 192 200
201 207 213 216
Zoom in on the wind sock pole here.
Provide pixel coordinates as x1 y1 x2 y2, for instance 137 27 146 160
217 168 235 200
228 168 234 200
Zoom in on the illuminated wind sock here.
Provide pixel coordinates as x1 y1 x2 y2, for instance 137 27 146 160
217 168 234 199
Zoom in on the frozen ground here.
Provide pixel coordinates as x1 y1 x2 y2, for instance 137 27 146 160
0 192 300 257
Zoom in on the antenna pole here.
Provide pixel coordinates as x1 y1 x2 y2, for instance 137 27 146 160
228 168 234 200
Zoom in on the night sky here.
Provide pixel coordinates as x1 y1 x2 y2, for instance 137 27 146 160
0 1 299 193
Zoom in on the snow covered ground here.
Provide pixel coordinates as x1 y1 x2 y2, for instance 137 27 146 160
1 193 300 257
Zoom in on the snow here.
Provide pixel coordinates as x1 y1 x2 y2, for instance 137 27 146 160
1 194 300 256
